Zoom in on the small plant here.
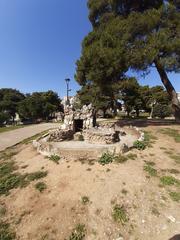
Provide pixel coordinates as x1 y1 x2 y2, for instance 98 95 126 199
81 196 90 205
121 189 128 195
0 221 16 240
144 165 157 177
168 169 180 174
133 140 146 150
160 176 180 186
27 171 48 181
144 161 155 166
98 152 114 165
169 191 180 202
112 205 128 224
35 182 47 192
68 224 86 240
48 155 60 164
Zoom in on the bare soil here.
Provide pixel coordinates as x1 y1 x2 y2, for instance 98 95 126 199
0 124 180 240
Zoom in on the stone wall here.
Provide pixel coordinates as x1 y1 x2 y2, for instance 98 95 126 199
62 104 95 131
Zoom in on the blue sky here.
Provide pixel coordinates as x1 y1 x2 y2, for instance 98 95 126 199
0 0 179 98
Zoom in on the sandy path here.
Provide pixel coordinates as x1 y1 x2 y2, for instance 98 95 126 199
0 123 59 151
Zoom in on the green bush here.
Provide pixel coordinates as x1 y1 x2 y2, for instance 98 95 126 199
68 224 86 240
48 155 60 164
133 140 146 150
160 176 180 186
98 152 114 165
0 221 16 240
112 205 128 224
144 165 157 177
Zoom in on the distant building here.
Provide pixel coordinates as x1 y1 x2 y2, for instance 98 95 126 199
177 92 180 101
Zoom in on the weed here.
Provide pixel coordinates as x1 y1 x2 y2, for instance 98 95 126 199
67 224 86 240
121 189 128 195
144 161 155 166
160 176 180 186
0 221 16 240
112 205 128 224
133 141 146 150
169 192 180 202
48 155 60 164
144 165 157 177
35 182 47 192
98 152 114 165
81 196 90 205
159 128 180 143
127 153 137 160
134 131 157 150
151 207 160 216
114 155 128 163
0 205 6 218
27 171 48 181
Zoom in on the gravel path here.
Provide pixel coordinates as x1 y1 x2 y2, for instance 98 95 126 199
0 123 59 151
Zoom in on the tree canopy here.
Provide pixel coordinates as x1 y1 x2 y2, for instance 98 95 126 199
75 0 180 120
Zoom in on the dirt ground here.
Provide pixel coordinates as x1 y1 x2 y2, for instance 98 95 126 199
0 124 180 240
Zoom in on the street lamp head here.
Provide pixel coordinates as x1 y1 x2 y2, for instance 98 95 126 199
65 78 70 83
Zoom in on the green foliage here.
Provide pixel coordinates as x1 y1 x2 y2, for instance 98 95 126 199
0 221 16 240
169 191 180 202
153 104 172 119
112 205 128 224
98 152 114 165
27 171 48 181
144 165 157 177
35 182 47 193
67 224 86 240
0 112 10 126
133 141 146 150
160 176 180 186
114 155 128 163
48 155 61 164
76 0 180 118
159 128 180 143
81 196 90 205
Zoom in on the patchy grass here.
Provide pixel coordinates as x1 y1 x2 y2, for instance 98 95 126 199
169 192 180 202
159 128 180 143
0 221 16 240
144 161 155 166
114 155 128 163
27 171 48 181
21 130 50 145
167 169 180 174
126 153 137 160
112 205 128 224
35 182 47 193
98 152 114 165
160 176 180 186
134 131 157 150
144 165 157 177
67 224 86 240
48 155 60 164
0 125 25 134
81 196 90 205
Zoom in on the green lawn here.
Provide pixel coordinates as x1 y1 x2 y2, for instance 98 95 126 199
0 125 26 134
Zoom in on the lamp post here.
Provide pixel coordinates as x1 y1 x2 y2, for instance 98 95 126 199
65 78 71 106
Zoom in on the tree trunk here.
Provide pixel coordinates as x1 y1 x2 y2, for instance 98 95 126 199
154 59 180 122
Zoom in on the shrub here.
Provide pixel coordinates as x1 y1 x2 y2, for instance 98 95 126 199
98 152 114 165
133 140 146 150
112 205 128 224
35 182 47 193
114 155 128 163
48 155 60 164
